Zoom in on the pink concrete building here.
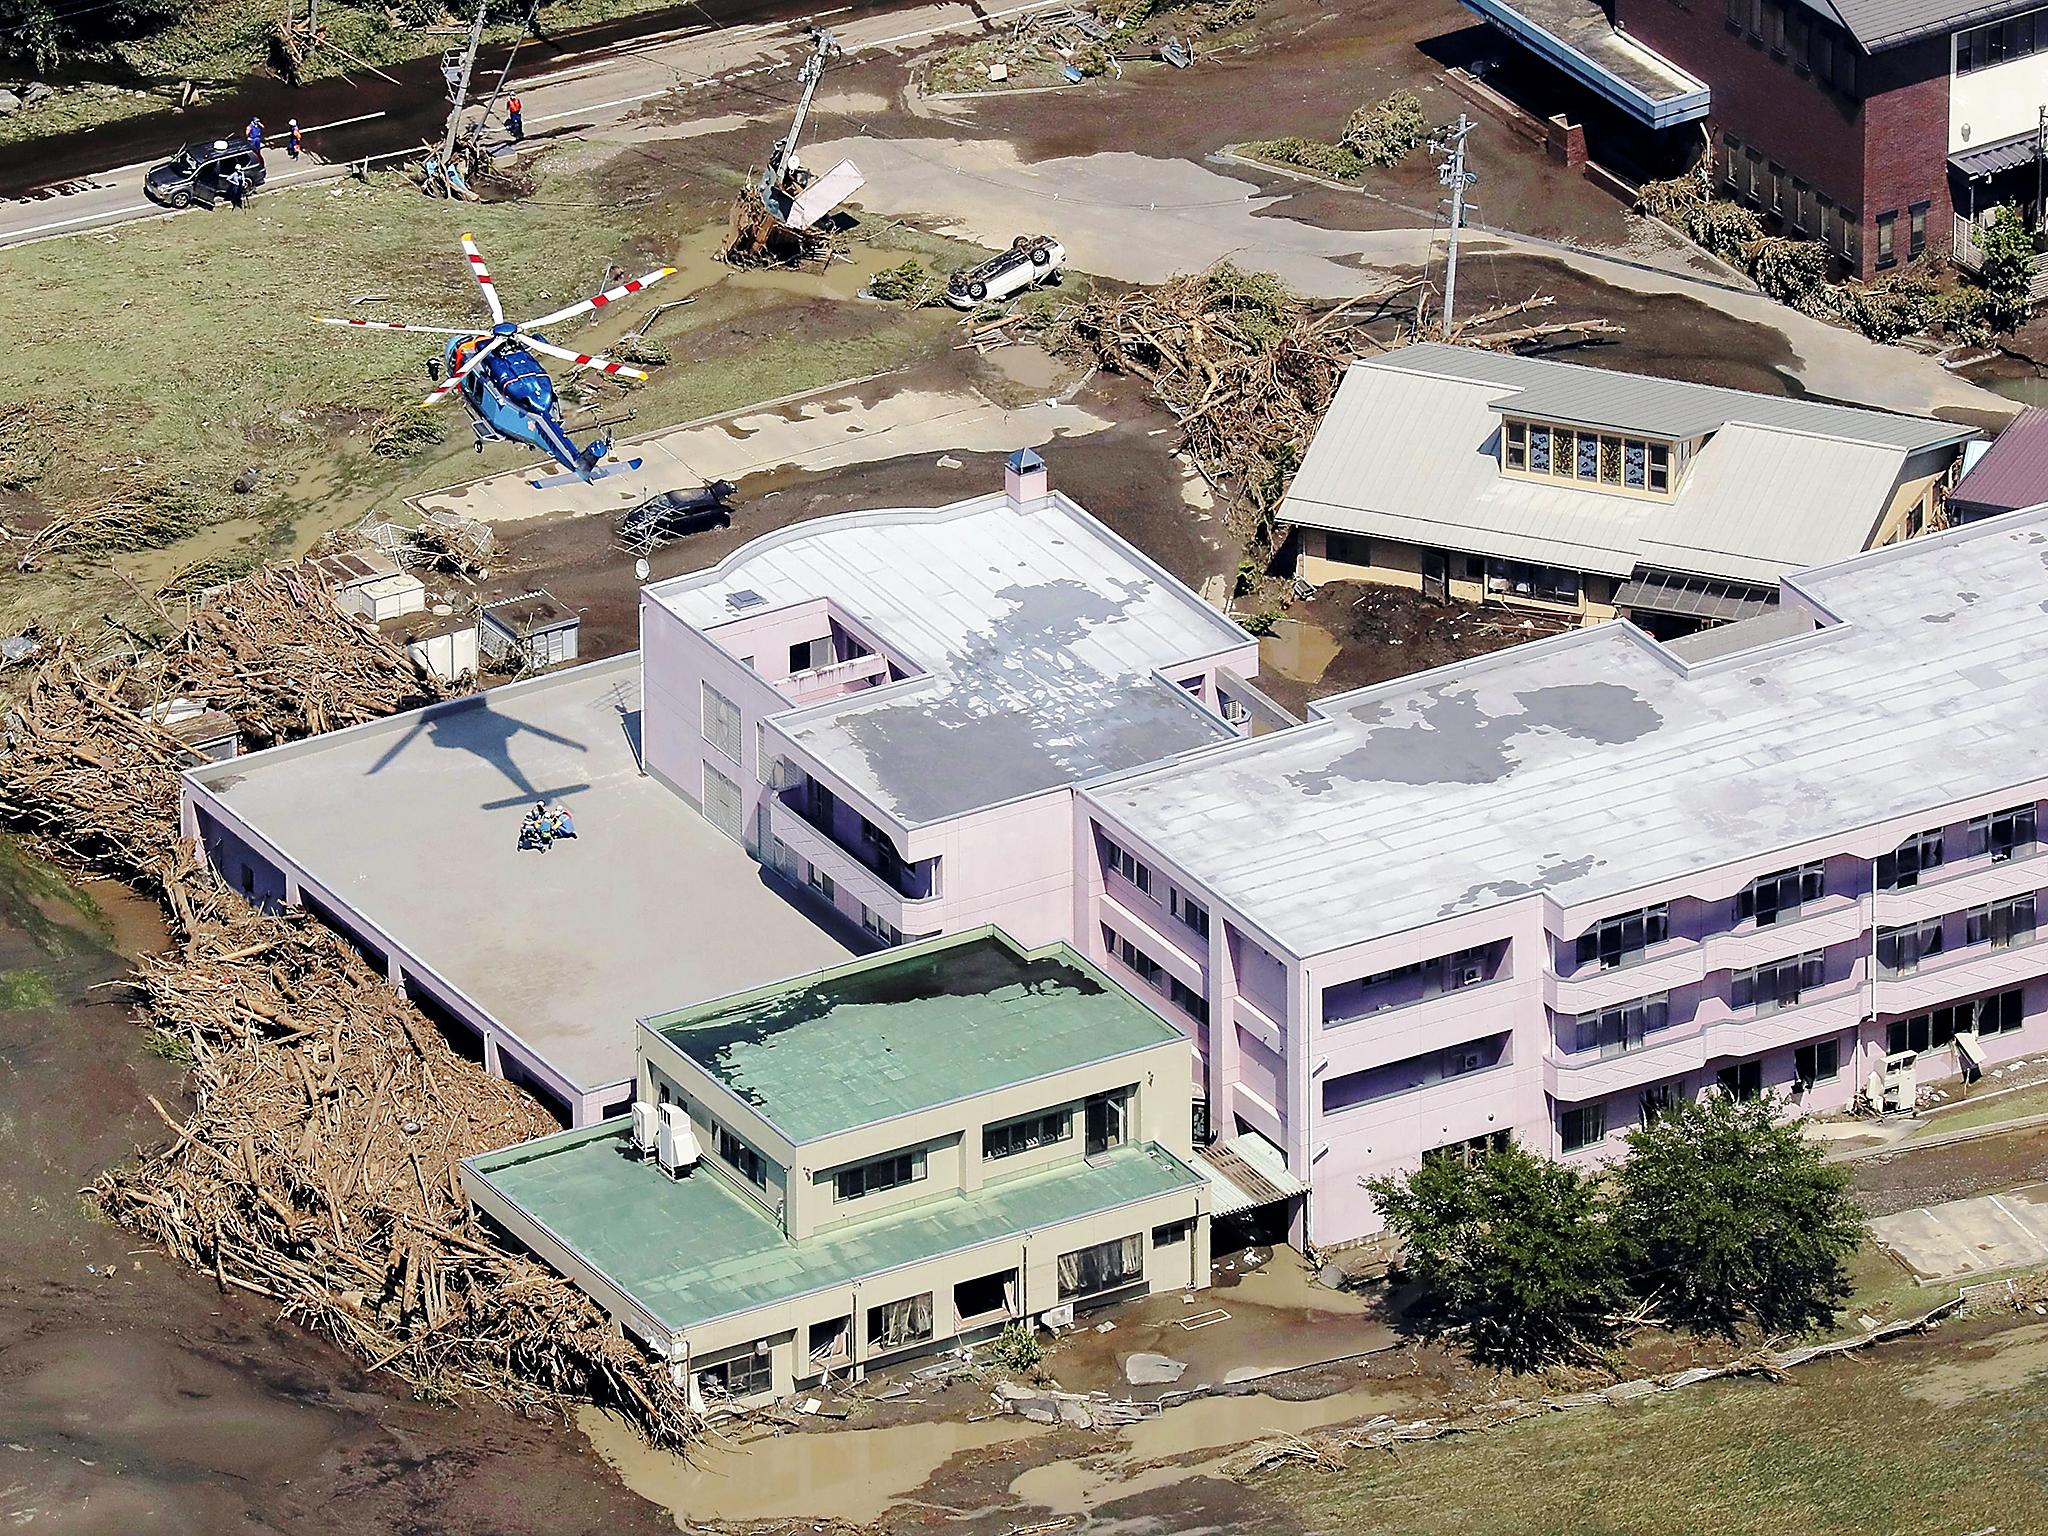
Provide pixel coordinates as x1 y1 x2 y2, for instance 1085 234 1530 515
638 450 1263 954
1081 508 2048 1243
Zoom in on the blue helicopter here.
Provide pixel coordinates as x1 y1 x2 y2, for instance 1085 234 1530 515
318 234 676 488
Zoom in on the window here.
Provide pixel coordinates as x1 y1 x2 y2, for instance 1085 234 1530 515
1968 804 2038 862
1908 201 1928 261
860 904 902 947
239 862 255 895
716 1125 767 1188
1731 950 1825 1012
1325 531 1372 567
1574 903 1670 969
788 636 832 674
1736 861 1824 926
1560 1102 1607 1152
867 1292 934 1352
1503 421 1674 497
1424 1129 1511 1167
1747 0 1764 39
1877 918 1945 975
1795 1038 1841 1089
1170 888 1210 940
1877 828 1944 889
1789 178 1811 234
1876 210 1896 268
1889 988 2025 1053
1767 0 1785 51
1787 7 1810 66
698 1349 772 1399
1959 11 2047 71
1839 207 1859 264
1638 1084 1676 1126
1647 441 1671 493
1152 1219 1192 1246
1718 1060 1764 1101
1572 993 1671 1057
1744 147 1762 202
805 776 836 827
1768 162 1785 214
1168 974 1209 1024
834 1148 926 1202
1104 924 1165 989
1057 1233 1144 1300
1504 419 1528 469
1085 1088 1131 1156
1967 894 2037 950
1485 557 1582 604
1724 0 1742 26
1529 421 1553 473
808 865 835 903
702 683 742 763
1722 133 1741 187
1105 839 1154 896
985 1107 1071 1160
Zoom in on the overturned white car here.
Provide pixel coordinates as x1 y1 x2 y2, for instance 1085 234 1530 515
946 235 1067 308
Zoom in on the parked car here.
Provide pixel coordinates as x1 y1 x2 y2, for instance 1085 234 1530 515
946 235 1066 309
143 139 267 210
621 481 737 549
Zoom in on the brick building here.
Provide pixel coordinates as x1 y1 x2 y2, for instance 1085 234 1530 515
1464 0 2048 278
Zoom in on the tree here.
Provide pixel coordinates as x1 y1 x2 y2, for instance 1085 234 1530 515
1367 1142 1627 1371
1611 1092 1864 1338
1972 203 2038 334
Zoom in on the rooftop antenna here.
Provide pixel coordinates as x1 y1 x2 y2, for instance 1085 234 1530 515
1430 114 1477 339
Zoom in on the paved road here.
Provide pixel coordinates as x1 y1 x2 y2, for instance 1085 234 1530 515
0 0 1057 250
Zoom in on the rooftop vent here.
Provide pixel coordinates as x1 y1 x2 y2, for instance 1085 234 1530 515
725 589 767 613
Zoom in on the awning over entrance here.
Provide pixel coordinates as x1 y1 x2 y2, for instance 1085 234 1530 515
1951 129 2041 180
1194 1130 1308 1218
1615 568 1776 624
1459 0 1710 129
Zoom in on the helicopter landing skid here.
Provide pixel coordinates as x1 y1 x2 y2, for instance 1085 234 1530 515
527 456 644 491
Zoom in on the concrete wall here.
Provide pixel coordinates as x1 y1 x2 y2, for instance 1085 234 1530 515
1949 34 2048 150
1295 528 1615 624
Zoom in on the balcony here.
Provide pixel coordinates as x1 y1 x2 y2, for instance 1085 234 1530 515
1872 844 2046 927
783 650 893 706
1874 933 2048 1017
1699 895 1864 973
768 798 940 924
1952 213 2048 303
1545 939 1706 1014
1318 981 1524 1076
1544 1027 1707 1102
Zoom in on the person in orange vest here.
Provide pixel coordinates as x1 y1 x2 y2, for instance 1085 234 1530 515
505 94 524 142
286 118 302 159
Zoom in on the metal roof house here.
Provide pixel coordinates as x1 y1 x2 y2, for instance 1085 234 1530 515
461 927 1209 1410
1077 506 2048 1242
1286 344 1975 636
1950 404 2048 522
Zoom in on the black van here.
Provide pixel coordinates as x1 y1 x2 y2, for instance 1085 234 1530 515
143 138 268 209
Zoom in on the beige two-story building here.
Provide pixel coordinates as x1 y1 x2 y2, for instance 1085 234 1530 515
462 927 1213 1409
1285 344 1976 638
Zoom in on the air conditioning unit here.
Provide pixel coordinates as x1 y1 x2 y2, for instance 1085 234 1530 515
1460 966 1484 987
1512 580 1533 596
657 1103 701 1176
630 1101 659 1159
1448 1049 1484 1075
1040 1303 1075 1329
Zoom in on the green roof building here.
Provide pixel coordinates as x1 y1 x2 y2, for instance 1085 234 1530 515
463 928 1211 1409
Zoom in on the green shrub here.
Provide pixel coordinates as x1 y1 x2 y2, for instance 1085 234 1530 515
1340 90 1429 168
984 1320 1046 1374
1240 609 1279 636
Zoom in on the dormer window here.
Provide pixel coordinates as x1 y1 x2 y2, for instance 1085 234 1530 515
1501 418 1674 497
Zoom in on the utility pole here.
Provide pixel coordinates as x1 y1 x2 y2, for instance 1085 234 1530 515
1432 114 1477 339
436 0 490 190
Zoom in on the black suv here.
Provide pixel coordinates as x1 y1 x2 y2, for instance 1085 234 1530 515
144 138 267 210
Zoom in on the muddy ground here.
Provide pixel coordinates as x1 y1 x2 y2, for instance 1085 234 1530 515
0 844 672 1536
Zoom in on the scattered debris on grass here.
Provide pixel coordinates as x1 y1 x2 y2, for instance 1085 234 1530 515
868 258 949 307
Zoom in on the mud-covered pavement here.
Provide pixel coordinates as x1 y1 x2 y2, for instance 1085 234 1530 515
0 842 672 1536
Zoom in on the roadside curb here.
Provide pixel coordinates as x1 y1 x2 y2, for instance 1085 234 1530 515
1828 1108 2048 1164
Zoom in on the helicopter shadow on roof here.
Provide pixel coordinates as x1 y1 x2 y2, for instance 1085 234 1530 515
365 692 593 812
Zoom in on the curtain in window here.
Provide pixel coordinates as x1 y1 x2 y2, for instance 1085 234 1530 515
1058 1235 1144 1300
871 1293 933 1350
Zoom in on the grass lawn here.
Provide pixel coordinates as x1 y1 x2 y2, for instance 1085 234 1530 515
0 157 955 637
1266 1314 2048 1536
1909 1080 2048 1140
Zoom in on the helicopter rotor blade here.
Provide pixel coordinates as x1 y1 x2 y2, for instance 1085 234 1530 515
314 317 477 334
523 264 677 328
461 232 506 325
518 334 651 380
420 335 506 408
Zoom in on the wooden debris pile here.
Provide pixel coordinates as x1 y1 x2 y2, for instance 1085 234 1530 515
0 564 694 1445
1041 262 1621 529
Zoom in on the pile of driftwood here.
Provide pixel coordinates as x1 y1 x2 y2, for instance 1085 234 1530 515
1043 263 1621 527
0 564 693 1444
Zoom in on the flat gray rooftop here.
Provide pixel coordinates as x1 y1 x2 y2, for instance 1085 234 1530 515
1087 509 2048 958
187 657 854 1096
649 492 1246 826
